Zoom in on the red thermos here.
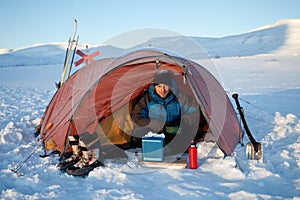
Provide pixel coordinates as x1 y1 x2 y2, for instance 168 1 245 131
189 143 198 169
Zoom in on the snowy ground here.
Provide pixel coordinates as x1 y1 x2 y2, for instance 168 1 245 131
0 54 300 199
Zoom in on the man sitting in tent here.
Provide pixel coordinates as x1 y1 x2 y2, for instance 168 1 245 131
130 70 208 154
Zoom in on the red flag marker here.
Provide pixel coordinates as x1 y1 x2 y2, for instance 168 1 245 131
75 50 100 66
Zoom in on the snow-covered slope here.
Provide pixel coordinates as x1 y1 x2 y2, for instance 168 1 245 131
142 18 300 58
271 19 300 55
0 44 124 67
0 48 12 54
0 44 66 67
0 19 299 67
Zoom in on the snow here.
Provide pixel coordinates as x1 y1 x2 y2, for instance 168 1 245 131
1 19 300 199
144 132 165 138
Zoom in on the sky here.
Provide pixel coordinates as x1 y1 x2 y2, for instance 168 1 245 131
1 0 300 50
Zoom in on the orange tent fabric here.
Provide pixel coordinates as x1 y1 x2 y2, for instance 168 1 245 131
40 50 242 156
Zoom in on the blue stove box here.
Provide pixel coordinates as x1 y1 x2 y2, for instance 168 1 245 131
142 136 164 161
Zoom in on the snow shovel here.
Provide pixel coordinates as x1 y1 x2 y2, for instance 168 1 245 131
232 94 263 160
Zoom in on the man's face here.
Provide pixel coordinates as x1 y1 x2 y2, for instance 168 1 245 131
154 84 170 99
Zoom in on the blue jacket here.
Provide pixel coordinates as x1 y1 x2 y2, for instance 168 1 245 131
143 85 181 124
131 84 198 130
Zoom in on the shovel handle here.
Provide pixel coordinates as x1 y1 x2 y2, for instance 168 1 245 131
232 93 260 151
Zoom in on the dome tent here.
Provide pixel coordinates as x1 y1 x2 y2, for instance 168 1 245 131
39 49 242 163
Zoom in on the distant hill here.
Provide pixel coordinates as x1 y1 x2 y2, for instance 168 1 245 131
0 19 299 67
135 18 299 58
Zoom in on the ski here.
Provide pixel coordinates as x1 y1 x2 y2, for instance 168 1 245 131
60 18 78 86
116 149 188 174
63 37 71 71
55 37 71 89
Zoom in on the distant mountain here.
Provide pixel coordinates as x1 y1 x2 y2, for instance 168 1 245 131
0 44 125 67
135 18 299 58
209 18 300 57
0 19 299 67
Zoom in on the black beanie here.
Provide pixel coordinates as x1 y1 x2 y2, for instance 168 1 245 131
153 70 172 86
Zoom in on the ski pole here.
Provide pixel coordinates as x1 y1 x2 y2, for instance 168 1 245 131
68 35 79 78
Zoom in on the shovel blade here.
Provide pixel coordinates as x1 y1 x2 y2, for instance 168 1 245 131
246 142 263 160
